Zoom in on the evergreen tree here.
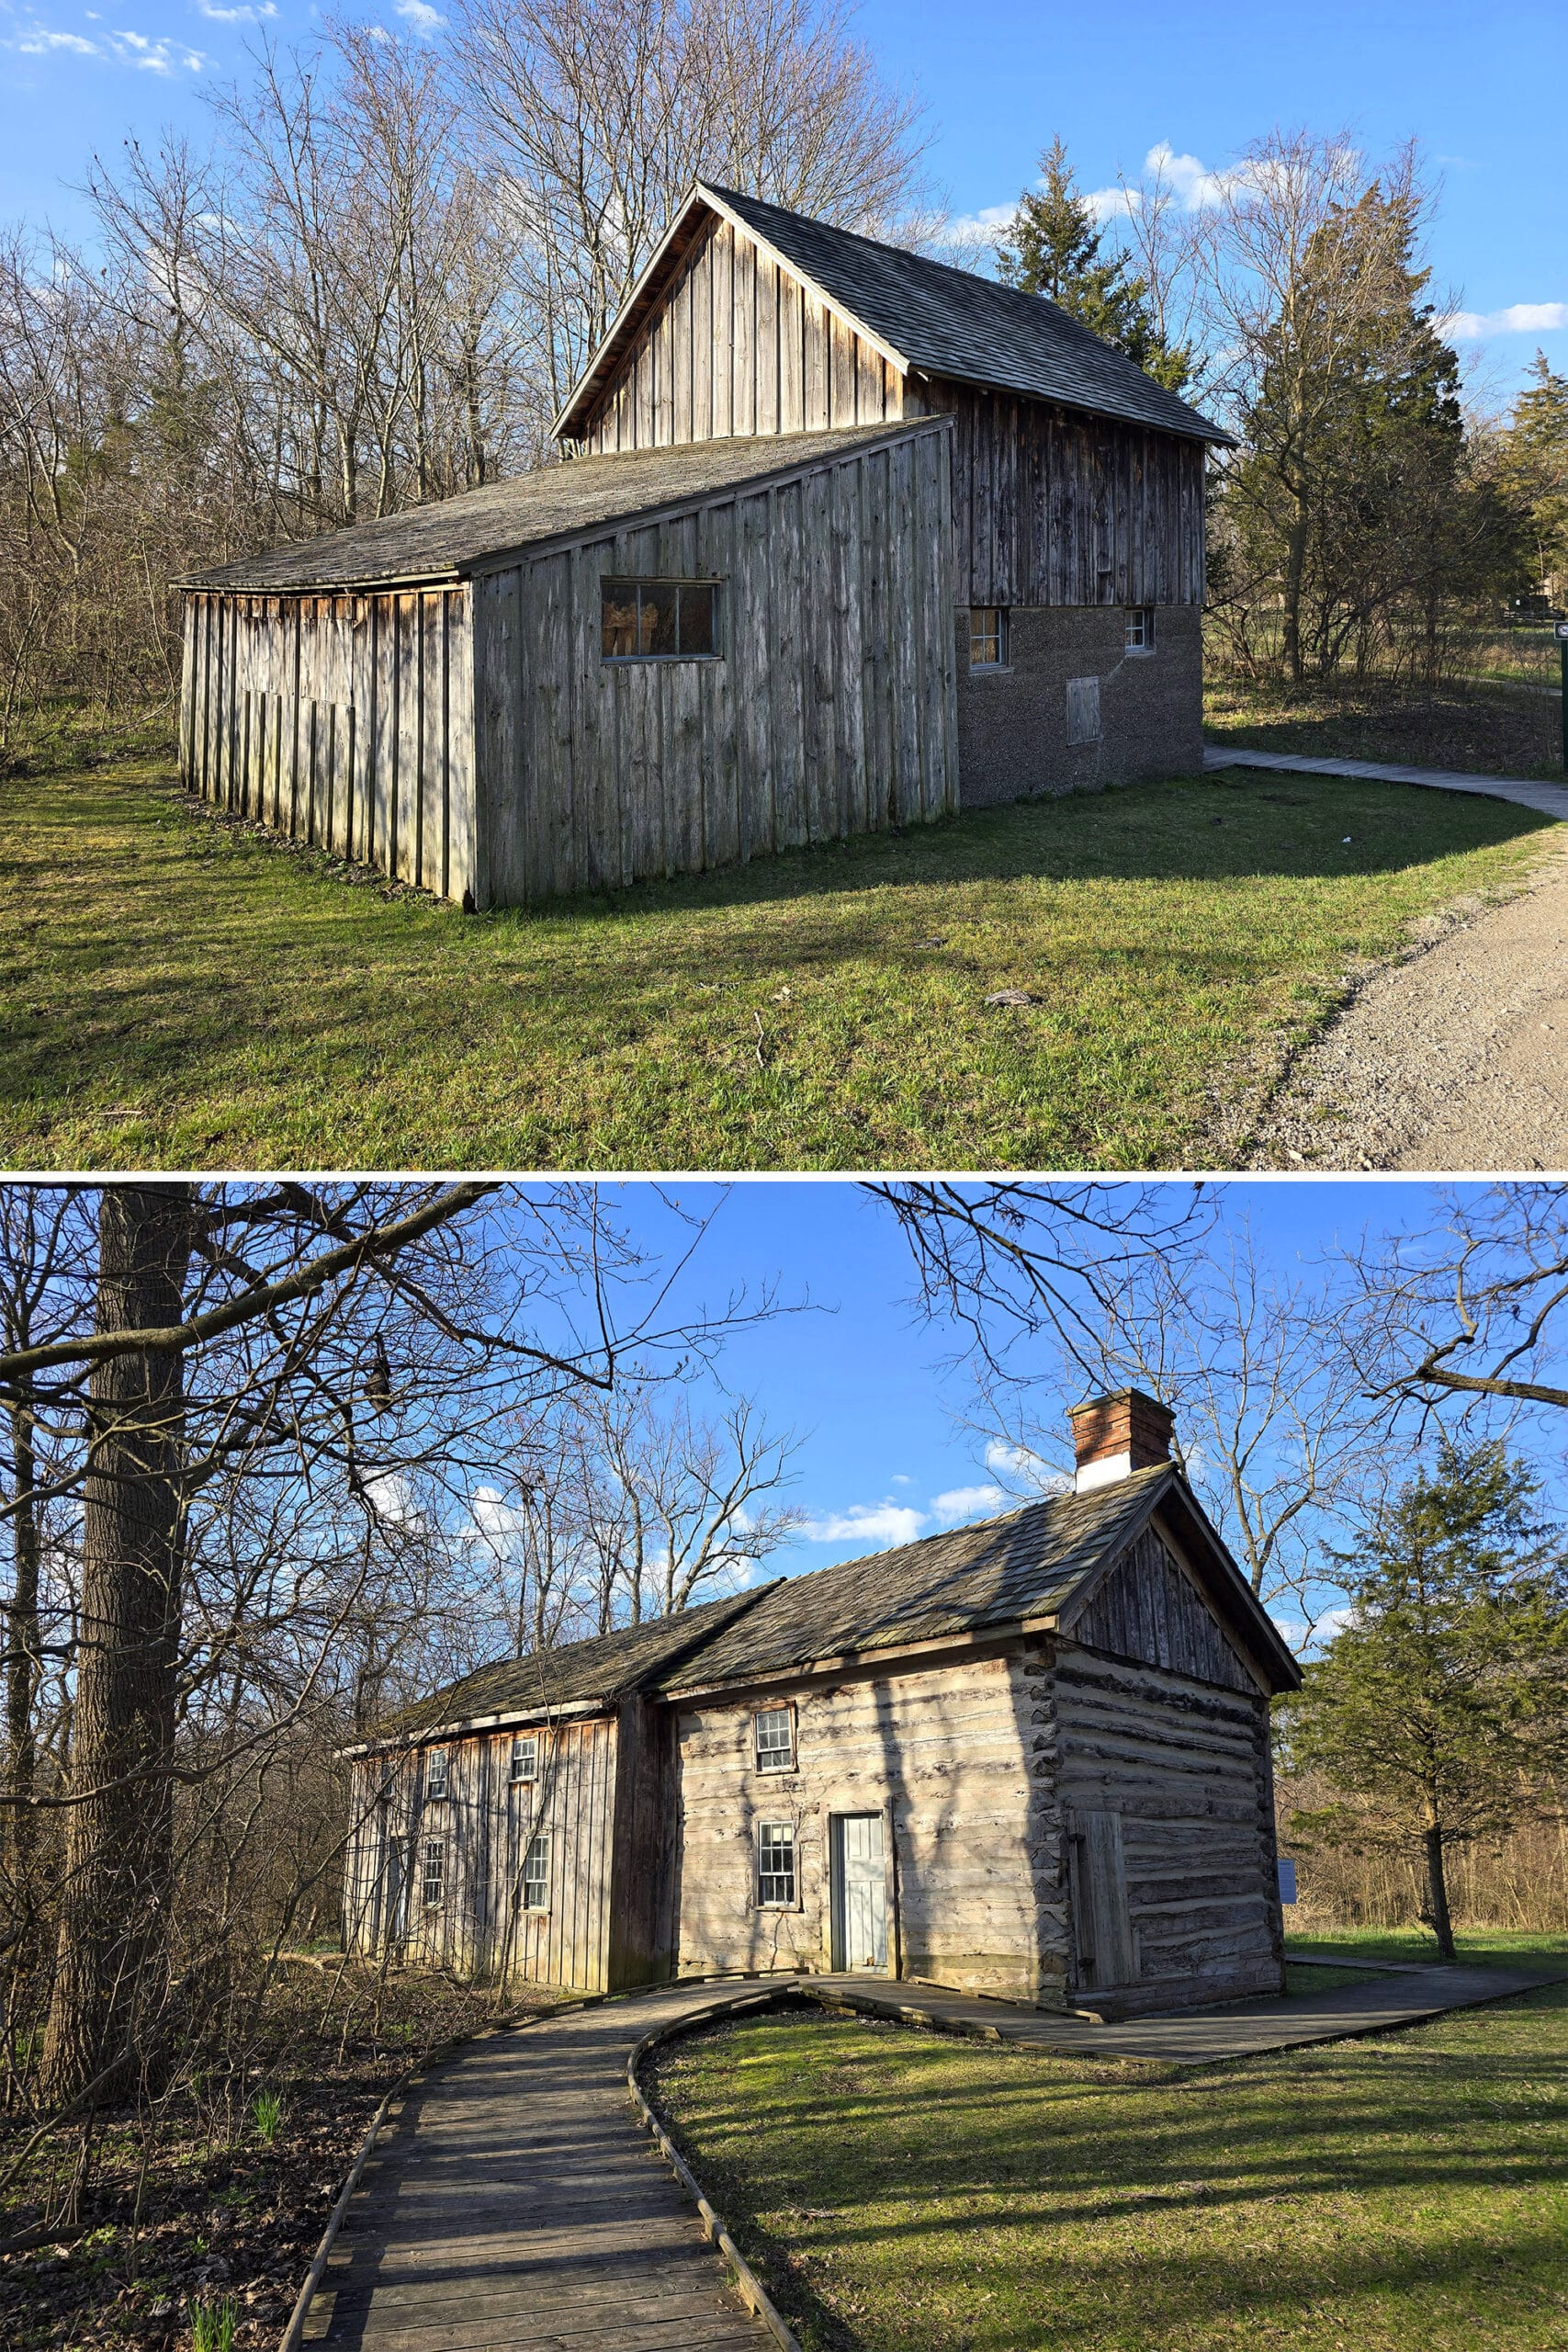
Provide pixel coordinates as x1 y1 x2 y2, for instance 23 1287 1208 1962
996 137 1191 391
1499 351 1568 594
1284 1442 1568 1962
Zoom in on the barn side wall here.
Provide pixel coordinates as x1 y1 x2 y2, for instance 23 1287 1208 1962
671 1647 1070 2004
1050 1524 1285 2016
180 586 477 904
573 211 904 455
341 1717 621 1991
471 428 959 908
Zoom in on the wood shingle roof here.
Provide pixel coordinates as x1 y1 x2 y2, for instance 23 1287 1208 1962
554 180 1232 448
355 1467 1296 1755
177 420 943 594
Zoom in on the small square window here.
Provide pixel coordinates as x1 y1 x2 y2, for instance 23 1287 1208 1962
602 579 720 662
520 1832 551 1912
1125 607 1156 651
421 1837 445 1908
510 1734 538 1784
970 607 1007 670
757 1822 796 1907
425 1747 449 1801
754 1706 794 1772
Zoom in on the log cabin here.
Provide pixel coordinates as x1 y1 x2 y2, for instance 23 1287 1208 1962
340 1392 1299 2018
176 185 1231 909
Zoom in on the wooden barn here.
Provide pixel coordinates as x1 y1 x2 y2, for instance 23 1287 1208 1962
178 184 1230 910
341 1392 1300 2018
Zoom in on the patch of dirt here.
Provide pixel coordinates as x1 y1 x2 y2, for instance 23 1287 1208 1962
1205 677 1562 780
0 1970 557 2352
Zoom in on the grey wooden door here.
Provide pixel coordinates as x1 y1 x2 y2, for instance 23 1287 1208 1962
1070 1812 1136 1991
831 1814 888 1972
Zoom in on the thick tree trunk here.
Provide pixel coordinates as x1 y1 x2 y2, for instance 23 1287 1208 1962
1423 1822 1456 1962
6 1381 40 1883
41 1185 197 2109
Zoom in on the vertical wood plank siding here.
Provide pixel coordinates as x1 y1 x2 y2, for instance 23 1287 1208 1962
179 585 476 905
919 379 1207 609
342 1717 619 1991
472 426 958 909
581 217 902 454
569 215 1207 616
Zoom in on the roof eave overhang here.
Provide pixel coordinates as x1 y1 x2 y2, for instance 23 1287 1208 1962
551 179 913 444
337 1691 611 1761
661 1616 1035 1702
176 567 464 597
909 362 1235 448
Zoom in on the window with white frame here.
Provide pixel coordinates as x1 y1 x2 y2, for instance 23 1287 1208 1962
520 1832 551 1912
756 1822 796 1907
510 1733 539 1784
424 1747 449 1800
421 1837 446 1908
970 606 1007 670
753 1706 794 1773
1124 607 1156 651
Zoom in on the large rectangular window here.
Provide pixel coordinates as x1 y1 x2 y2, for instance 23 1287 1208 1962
510 1733 539 1784
520 1833 551 1912
602 579 718 662
421 1838 445 1909
970 607 1007 670
754 1706 795 1773
756 1822 796 1907
424 1747 449 1801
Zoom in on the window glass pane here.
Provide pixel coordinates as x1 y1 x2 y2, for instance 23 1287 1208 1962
422 1838 445 1905
758 1822 795 1905
511 1735 537 1781
426 1747 448 1797
602 582 637 658
971 608 1002 667
678 582 715 657
640 585 677 656
755 1707 793 1770
521 1832 550 1911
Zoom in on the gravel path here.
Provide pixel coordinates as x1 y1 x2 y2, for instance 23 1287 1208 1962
1234 831 1568 1170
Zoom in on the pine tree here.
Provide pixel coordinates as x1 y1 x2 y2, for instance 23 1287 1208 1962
1283 1442 1568 1962
995 136 1191 391
1499 351 1568 594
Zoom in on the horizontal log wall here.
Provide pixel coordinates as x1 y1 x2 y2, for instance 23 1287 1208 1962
672 1650 1066 2002
579 214 903 455
341 1719 619 1992
180 586 476 902
473 428 957 907
925 379 1208 611
1053 1645 1283 2014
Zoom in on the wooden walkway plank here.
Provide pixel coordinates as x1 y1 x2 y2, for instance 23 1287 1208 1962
310 1985 784 2352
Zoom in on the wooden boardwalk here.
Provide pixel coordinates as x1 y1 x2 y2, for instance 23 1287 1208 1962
812 1960 1563 2064
308 1984 781 2352
300 1961 1563 2352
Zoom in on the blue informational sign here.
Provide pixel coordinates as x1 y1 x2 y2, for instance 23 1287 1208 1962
1277 1858 1298 1905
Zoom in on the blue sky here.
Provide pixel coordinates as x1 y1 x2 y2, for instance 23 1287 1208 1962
569 1178 1568 1648
1 0 1561 404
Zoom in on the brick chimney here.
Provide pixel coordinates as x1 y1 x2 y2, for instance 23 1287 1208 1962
1067 1388 1176 1494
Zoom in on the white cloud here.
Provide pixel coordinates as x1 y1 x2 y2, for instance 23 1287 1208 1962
1438 301 1568 343
1274 1603 1353 1656
11 17 208 66
984 1437 1066 1493
194 0 276 18
801 1500 929 1549
1087 141 1252 221
930 1482 1004 1525
394 0 443 28
889 1472 913 1487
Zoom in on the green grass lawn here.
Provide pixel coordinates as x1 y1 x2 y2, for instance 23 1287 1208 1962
648 1934 1568 2352
0 759 1554 1171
